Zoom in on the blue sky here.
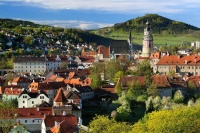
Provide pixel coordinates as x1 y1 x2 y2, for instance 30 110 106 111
0 0 200 29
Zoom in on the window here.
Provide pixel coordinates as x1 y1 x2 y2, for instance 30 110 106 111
23 101 25 103
40 96 44 99
25 120 27 123
32 120 35 123
32 101 34 104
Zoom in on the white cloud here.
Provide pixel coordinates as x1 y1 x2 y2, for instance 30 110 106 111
30 20 113 30
2 0 200 14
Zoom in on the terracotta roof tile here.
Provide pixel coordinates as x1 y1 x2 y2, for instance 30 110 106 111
44 115 77 128
157 55 200 65
4 87 23 95
79 56 95 63
28 82 53 91
49 75 57 81
81 51 97 57
119 76 146 88
152 75 171 88
50 119 77 133
54 88 68 102
0 85 22 94
65 91 81 99
149 52 161 59
56 78 65 82
98 46 110 58
69 78 81 85
16 107 52 118
10 76 31 83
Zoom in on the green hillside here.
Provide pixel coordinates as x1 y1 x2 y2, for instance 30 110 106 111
0 18 44 28
0 19 112 46
91 14 200 46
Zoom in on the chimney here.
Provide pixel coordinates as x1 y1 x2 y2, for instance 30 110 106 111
63 111 66 116
55 121 59 128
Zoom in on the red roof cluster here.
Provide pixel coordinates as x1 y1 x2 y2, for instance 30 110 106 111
157 55 200 65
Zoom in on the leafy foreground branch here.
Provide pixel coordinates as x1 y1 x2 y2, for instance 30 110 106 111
88 104 200 133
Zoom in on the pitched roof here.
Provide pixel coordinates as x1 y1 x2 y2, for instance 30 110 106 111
98 46 110 58
110 40 129 54
75 86 93 93
28 82 53 91
69 79 81 85
157 55 200 65
10 76 31 83
100 84 116 93
0 85 22 94
152 75 171 88
44 115 77 128
65 91 81 99
4 87 23 95
54 88 68 102
19 89 49 98
16 107 52 118
81 51 97 57
149 52 161 59
79 56 95 63
119 76 146 87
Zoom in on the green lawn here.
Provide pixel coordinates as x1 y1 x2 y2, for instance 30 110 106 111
93 30 198 46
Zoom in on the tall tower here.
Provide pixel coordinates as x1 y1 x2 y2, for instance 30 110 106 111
129 30 133 60
142 21 153 57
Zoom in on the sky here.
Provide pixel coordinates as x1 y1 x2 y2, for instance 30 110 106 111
0 0 200 30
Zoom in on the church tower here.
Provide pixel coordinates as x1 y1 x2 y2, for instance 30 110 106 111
129 30 133 60
142 21 153 57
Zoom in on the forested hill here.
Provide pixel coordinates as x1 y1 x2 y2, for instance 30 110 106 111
0 18 44 28
96 14 200 35
0 19 112 46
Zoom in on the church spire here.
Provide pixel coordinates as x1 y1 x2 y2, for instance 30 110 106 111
129 30 133 61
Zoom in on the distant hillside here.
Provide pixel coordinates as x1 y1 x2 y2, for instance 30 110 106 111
94 14 199 35
64 28 112 46
113 14 199 34
91 14 200 45
0 18 112 47
0 18 44 28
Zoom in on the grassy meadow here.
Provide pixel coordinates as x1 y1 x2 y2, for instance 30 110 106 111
98 30 198 46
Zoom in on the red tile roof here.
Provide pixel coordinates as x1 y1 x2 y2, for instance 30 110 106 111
149 52 161 59
100 85 116 94
152 75 171 88
9 76 31 83
0 85 22 94
157 55 200 65
44 115 77 129
79 56 95 63
50 119 77 133
98 46 110 58
28 82 53 91
118 76 146 88
81 51 97 57
54 88 68 102
16 107 52 118
4 87 23 95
